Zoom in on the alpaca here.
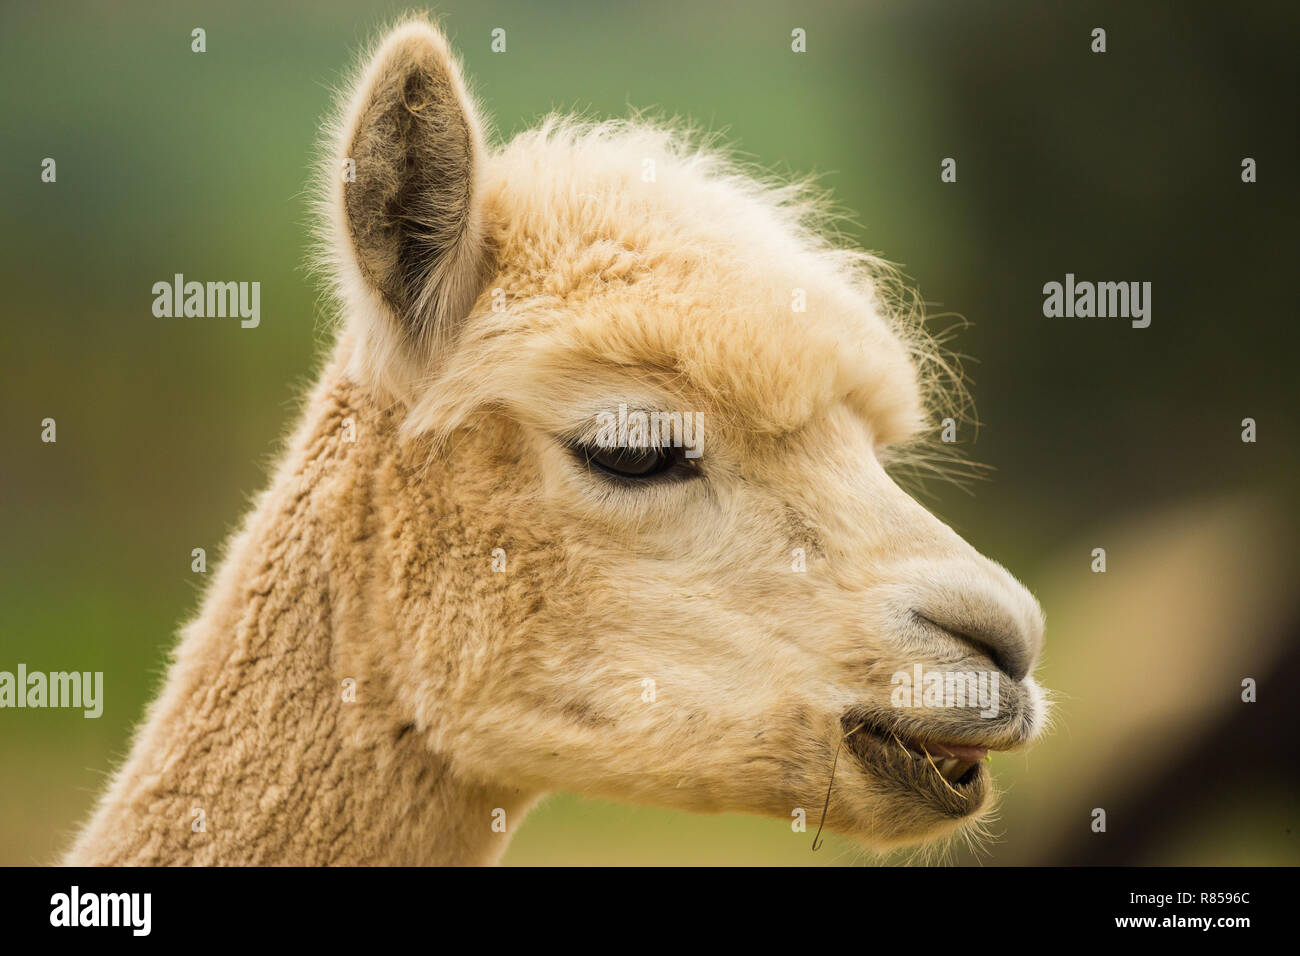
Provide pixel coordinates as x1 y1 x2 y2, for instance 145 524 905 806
64 18 1048 866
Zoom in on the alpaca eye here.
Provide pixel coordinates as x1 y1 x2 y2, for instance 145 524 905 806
572 443 681 480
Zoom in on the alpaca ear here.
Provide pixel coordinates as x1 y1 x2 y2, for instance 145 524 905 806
332 20 490 382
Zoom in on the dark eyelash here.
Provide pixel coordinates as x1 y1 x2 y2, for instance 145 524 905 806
566 441 699 484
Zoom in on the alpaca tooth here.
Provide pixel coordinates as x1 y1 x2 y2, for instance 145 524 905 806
939 757 958 779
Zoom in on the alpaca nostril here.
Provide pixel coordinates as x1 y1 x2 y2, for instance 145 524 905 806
911 609 1032 682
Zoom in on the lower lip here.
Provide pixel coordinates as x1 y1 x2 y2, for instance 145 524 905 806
846 729 989 814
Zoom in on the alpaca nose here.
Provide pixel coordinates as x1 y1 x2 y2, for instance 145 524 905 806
913 609 1033 681
908 563 1044 682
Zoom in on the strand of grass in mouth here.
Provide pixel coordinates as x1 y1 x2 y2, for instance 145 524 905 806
891 731 965 800
811 722 865 851
889 731 912 760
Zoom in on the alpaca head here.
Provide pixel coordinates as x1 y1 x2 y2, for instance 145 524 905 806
320 19 1047 850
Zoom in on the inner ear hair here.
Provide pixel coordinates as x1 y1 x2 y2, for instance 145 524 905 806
342 22 490 355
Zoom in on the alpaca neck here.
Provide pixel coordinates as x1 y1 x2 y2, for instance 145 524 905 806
66 358 535 865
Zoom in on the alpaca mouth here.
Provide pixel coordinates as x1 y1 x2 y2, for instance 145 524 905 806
842 716 993 816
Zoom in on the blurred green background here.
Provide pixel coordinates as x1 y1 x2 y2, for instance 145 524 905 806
1 0 1296 865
